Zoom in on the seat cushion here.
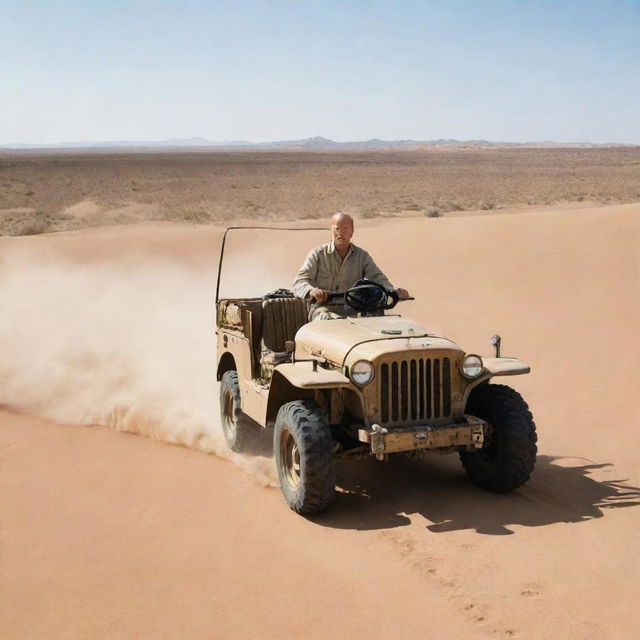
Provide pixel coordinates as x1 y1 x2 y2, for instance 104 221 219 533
261 298 309 353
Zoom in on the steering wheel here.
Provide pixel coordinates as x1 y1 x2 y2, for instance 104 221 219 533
344 280 399 312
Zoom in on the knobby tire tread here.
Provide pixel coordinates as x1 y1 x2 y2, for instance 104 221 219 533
220 370 253 452
460 383 537 492
275 400 335 514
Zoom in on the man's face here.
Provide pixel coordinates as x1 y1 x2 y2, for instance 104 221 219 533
331 219 354 250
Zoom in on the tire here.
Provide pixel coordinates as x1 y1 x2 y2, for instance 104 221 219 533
219 370 253 452
460 383 537 492
274 400 336 514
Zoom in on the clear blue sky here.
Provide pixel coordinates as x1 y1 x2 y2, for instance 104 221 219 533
1 0 638 144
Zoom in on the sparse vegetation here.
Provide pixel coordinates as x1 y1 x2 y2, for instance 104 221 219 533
0 147 639 235
359 206 379 218
442 200 465 212
13 220 50 236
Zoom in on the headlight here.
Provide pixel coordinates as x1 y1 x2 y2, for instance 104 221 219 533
351 360 374 385
461 354 483 379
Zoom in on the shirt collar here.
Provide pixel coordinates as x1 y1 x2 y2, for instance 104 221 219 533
328 240 353 256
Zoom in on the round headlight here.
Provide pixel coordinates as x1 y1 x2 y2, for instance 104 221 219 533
351 360 374 385
461 354 483 379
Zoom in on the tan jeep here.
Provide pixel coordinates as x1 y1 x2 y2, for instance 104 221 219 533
216 228 537 515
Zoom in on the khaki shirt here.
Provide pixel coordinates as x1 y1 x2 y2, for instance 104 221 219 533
292 241 395 300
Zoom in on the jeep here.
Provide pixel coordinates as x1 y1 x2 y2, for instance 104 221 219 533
216 227 537 514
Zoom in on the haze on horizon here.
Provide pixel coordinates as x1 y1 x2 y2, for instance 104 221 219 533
1 0 639 146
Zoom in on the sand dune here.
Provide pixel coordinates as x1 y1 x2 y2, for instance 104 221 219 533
1 203 638 639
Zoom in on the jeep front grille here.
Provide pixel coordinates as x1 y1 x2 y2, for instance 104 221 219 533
379 358 452 425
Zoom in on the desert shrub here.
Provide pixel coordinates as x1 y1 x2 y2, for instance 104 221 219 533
425 208 441 218
436 200 465 212
13 220 50 236
480 200 496 210
180 208 212 224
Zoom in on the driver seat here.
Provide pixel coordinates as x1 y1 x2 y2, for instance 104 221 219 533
261 297 309 363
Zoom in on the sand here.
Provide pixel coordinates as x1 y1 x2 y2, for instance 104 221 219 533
1 203 638 639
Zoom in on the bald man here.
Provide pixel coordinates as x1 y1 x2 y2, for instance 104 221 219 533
292 213 410 320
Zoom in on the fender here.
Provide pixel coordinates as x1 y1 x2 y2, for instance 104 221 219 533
482 356 530 377
274 361 351 388
264 364 351 428
462 356 530 406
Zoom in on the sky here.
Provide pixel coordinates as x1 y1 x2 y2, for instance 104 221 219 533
1 0 639 145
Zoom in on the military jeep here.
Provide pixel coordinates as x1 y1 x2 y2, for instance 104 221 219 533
216 227 537 514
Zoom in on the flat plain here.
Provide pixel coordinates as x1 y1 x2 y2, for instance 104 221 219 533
1 147 640 235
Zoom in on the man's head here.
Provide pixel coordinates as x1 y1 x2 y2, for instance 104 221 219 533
330 212 354 252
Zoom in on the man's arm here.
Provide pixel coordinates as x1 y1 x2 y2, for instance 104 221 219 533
292 248 320 300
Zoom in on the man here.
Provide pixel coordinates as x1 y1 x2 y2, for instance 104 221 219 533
292 212 410 320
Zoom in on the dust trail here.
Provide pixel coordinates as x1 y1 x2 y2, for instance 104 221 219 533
0 251 277 486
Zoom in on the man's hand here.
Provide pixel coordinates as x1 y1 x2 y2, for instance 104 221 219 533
310 288 329 304
396 288 410 300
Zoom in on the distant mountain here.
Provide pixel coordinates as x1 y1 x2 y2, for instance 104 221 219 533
1 136 635 150
267 136 429 149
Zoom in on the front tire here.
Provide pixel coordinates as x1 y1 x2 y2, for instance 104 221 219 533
220 370 253 452
460 383 537 492
274 400 335 514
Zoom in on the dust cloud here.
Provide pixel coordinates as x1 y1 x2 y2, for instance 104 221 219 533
0 251 277 485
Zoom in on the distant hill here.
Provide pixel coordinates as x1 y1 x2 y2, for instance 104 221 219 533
1 136 635 150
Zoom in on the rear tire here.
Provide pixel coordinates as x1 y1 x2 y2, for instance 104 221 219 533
274 400 335 514
460 383 537 492
220 370 253 453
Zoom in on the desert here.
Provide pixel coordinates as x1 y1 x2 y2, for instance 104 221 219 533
2 147 640 236
1 151 638 639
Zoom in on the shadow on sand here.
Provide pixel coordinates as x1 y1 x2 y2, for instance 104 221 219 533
312 454 640 535
240 424 640 535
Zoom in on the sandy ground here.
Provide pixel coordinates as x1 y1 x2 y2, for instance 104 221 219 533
1 203 639 639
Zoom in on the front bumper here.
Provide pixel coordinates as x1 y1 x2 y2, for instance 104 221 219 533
358 415 486 460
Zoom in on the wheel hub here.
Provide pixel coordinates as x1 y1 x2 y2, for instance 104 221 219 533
280 429 301 489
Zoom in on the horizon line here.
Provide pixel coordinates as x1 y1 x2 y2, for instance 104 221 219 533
1 135 638 150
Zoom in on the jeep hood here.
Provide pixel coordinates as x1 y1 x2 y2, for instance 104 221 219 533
294 316 463 366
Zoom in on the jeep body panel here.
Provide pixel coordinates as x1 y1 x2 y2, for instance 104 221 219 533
294 316 462 365
216 327 268 424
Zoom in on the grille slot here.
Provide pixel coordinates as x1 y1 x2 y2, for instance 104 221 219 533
379 357 453 426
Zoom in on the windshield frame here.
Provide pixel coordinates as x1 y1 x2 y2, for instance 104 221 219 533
215 226 327 304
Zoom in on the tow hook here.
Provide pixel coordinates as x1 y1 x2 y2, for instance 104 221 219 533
371 423 389 461
471 424 484 448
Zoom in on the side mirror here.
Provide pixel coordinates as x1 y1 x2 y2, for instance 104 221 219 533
285 340 295 353
490 334 501 357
